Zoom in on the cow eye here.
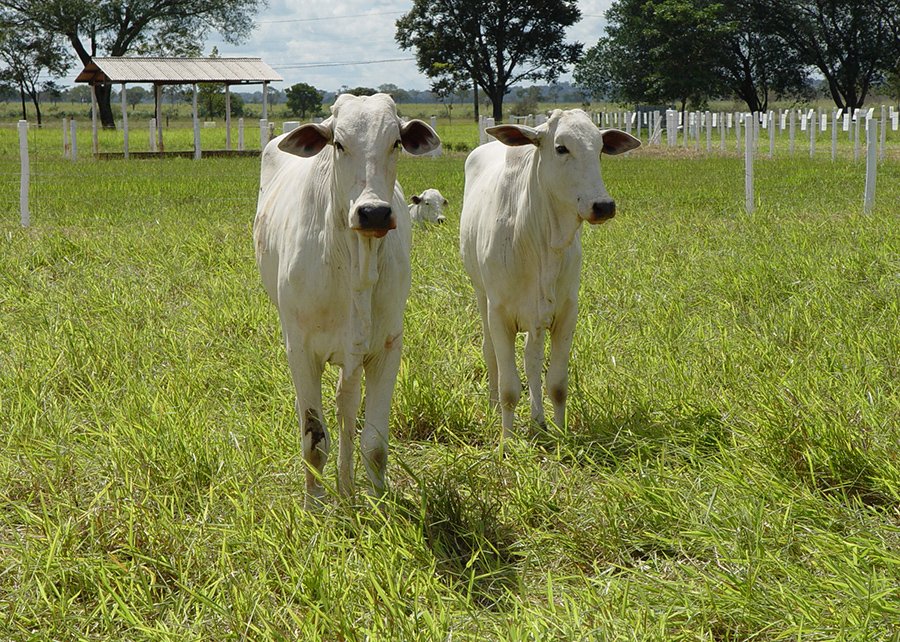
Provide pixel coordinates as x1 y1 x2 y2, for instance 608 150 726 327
555 145 569 155
334 141 344 152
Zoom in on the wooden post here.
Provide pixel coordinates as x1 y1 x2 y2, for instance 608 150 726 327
260 118 269 149
63 117 70 158
90 83 99 156
155 84 164 153
71 119 77 161
18 120 29 227
864 119 878 213
809 109 816 158
745 113 754 214
225 84 232 151
789 110 795 155
192 83 201 160
239 117 245 150
120 83 129 159
832 109 839 161
262 81 269 121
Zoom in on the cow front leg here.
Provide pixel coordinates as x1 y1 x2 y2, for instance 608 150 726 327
475 291 499 408
547 300 577 430
524 329 546 428
487 306 520 439
283 336 329 508
360 340 402 497
336 362 363 498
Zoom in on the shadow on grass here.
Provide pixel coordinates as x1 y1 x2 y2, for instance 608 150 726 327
393 457 520 609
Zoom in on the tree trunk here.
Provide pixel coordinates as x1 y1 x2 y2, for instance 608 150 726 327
491 92 504 122
473 81 479 122
30 91 42 126
94 84 116 129
19 85 27 120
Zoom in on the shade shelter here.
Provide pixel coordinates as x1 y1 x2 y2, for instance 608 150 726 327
75 56 282 158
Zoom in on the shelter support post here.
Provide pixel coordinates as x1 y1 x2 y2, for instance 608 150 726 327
121 83 129 159
90 83 99 156
225 84 232 151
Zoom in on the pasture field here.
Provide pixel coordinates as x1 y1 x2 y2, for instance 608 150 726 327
0 138 899 639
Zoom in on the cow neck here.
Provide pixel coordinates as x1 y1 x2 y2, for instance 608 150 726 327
347 234 380 362
514 148 583 329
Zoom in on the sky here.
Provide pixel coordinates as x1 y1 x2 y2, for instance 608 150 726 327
191 0 616 93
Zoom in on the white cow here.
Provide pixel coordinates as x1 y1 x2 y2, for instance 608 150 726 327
254 93 440 506
409 188 448 224
459 109 640 438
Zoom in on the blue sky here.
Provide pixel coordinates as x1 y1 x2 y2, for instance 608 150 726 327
198 0 614 92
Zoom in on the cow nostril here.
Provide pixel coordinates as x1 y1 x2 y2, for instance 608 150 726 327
592 200 616 219
357 205 393 229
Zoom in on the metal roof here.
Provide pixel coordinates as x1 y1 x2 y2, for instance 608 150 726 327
75 57 283 85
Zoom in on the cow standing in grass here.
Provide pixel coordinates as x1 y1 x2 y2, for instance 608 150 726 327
460 109 640 438
254 94 440 506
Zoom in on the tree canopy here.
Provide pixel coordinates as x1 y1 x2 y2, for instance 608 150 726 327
0 0 264 127
285 82 323 119
396 0 582 121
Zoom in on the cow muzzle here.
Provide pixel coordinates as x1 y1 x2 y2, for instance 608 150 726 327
587 199 616 224
351 203 396 238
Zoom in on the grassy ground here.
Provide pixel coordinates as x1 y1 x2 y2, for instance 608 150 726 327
0 136 898 639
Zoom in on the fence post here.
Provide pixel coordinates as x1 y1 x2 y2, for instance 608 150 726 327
63 117 70 159
864 119 878 213
879 105 887 161
832 109 839 161
809 109 816 158
853 109 860 161
71 120 78 161
768 111 775 158
192 84 201 160
260 119 269 149
789 110 795 155
745 114 754 214
18 120 29 227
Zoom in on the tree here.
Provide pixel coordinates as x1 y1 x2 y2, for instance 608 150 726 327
126 86 149 110
285 82 323 118
0 0 263 128
396 0 582 121
0 13 70 125
713 0 811 112
762 0 900 110
574 0 728 114
429 62 468 122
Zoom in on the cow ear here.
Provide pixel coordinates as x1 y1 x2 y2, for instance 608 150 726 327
278 119 334 157
486 125 543 146
400 119 441 155
599 128 641 155
411 195 422 204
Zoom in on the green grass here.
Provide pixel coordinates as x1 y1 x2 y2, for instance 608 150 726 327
0 134 898 639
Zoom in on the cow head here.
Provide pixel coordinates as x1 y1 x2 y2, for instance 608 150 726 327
486 109 640 224
410 188 449 224
278 93 440 237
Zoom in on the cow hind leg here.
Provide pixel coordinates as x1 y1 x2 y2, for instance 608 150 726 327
361 342 403 497
336 363 363 498
524 329 546 428
475 291 499 409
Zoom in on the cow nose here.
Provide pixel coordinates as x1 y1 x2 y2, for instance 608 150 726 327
357 204 393 230
591 200 616 221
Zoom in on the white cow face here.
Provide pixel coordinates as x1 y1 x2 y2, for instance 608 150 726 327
278 93 440 237
487 110 640 224
410 188 449 224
